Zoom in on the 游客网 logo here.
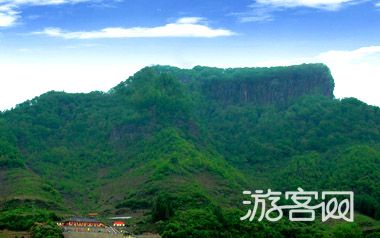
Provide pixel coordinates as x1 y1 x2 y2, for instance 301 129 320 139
241 187 354 222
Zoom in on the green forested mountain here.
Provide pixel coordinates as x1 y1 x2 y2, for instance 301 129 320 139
1 63 380 237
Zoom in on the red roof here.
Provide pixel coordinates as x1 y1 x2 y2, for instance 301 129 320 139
113 221 125 225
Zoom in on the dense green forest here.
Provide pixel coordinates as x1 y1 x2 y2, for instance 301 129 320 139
1 63 380 237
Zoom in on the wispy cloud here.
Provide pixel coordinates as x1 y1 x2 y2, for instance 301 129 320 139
34 17 236 39
236 0 372 22
255 0 363 10
0 4 18 27
0 0 99 27
317 45 380 61
232 4 278 22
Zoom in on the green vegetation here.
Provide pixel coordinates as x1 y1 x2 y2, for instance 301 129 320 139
30 222 62 238
0 208 59 231
161 207 365 238
0 64 379 236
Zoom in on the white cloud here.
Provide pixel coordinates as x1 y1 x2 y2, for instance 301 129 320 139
316 46 380 106
0 0 95 27
237 0 371 22
176 17 205 24
34 17 235 39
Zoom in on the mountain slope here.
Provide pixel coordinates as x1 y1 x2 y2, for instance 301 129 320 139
1 63 380 236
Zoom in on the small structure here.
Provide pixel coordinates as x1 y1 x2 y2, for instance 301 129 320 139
113 221 125 227
63 217 105 227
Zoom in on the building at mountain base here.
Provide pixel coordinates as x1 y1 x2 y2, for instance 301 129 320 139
62 218 105 227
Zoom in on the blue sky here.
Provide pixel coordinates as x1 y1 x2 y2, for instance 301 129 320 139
0 0 380 110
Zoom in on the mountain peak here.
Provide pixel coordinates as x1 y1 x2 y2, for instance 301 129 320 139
116 63 334 106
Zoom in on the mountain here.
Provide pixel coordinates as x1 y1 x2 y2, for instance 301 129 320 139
1 63 380 237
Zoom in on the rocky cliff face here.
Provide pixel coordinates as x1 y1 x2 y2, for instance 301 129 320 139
144 63 334 106
200 65 334 105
